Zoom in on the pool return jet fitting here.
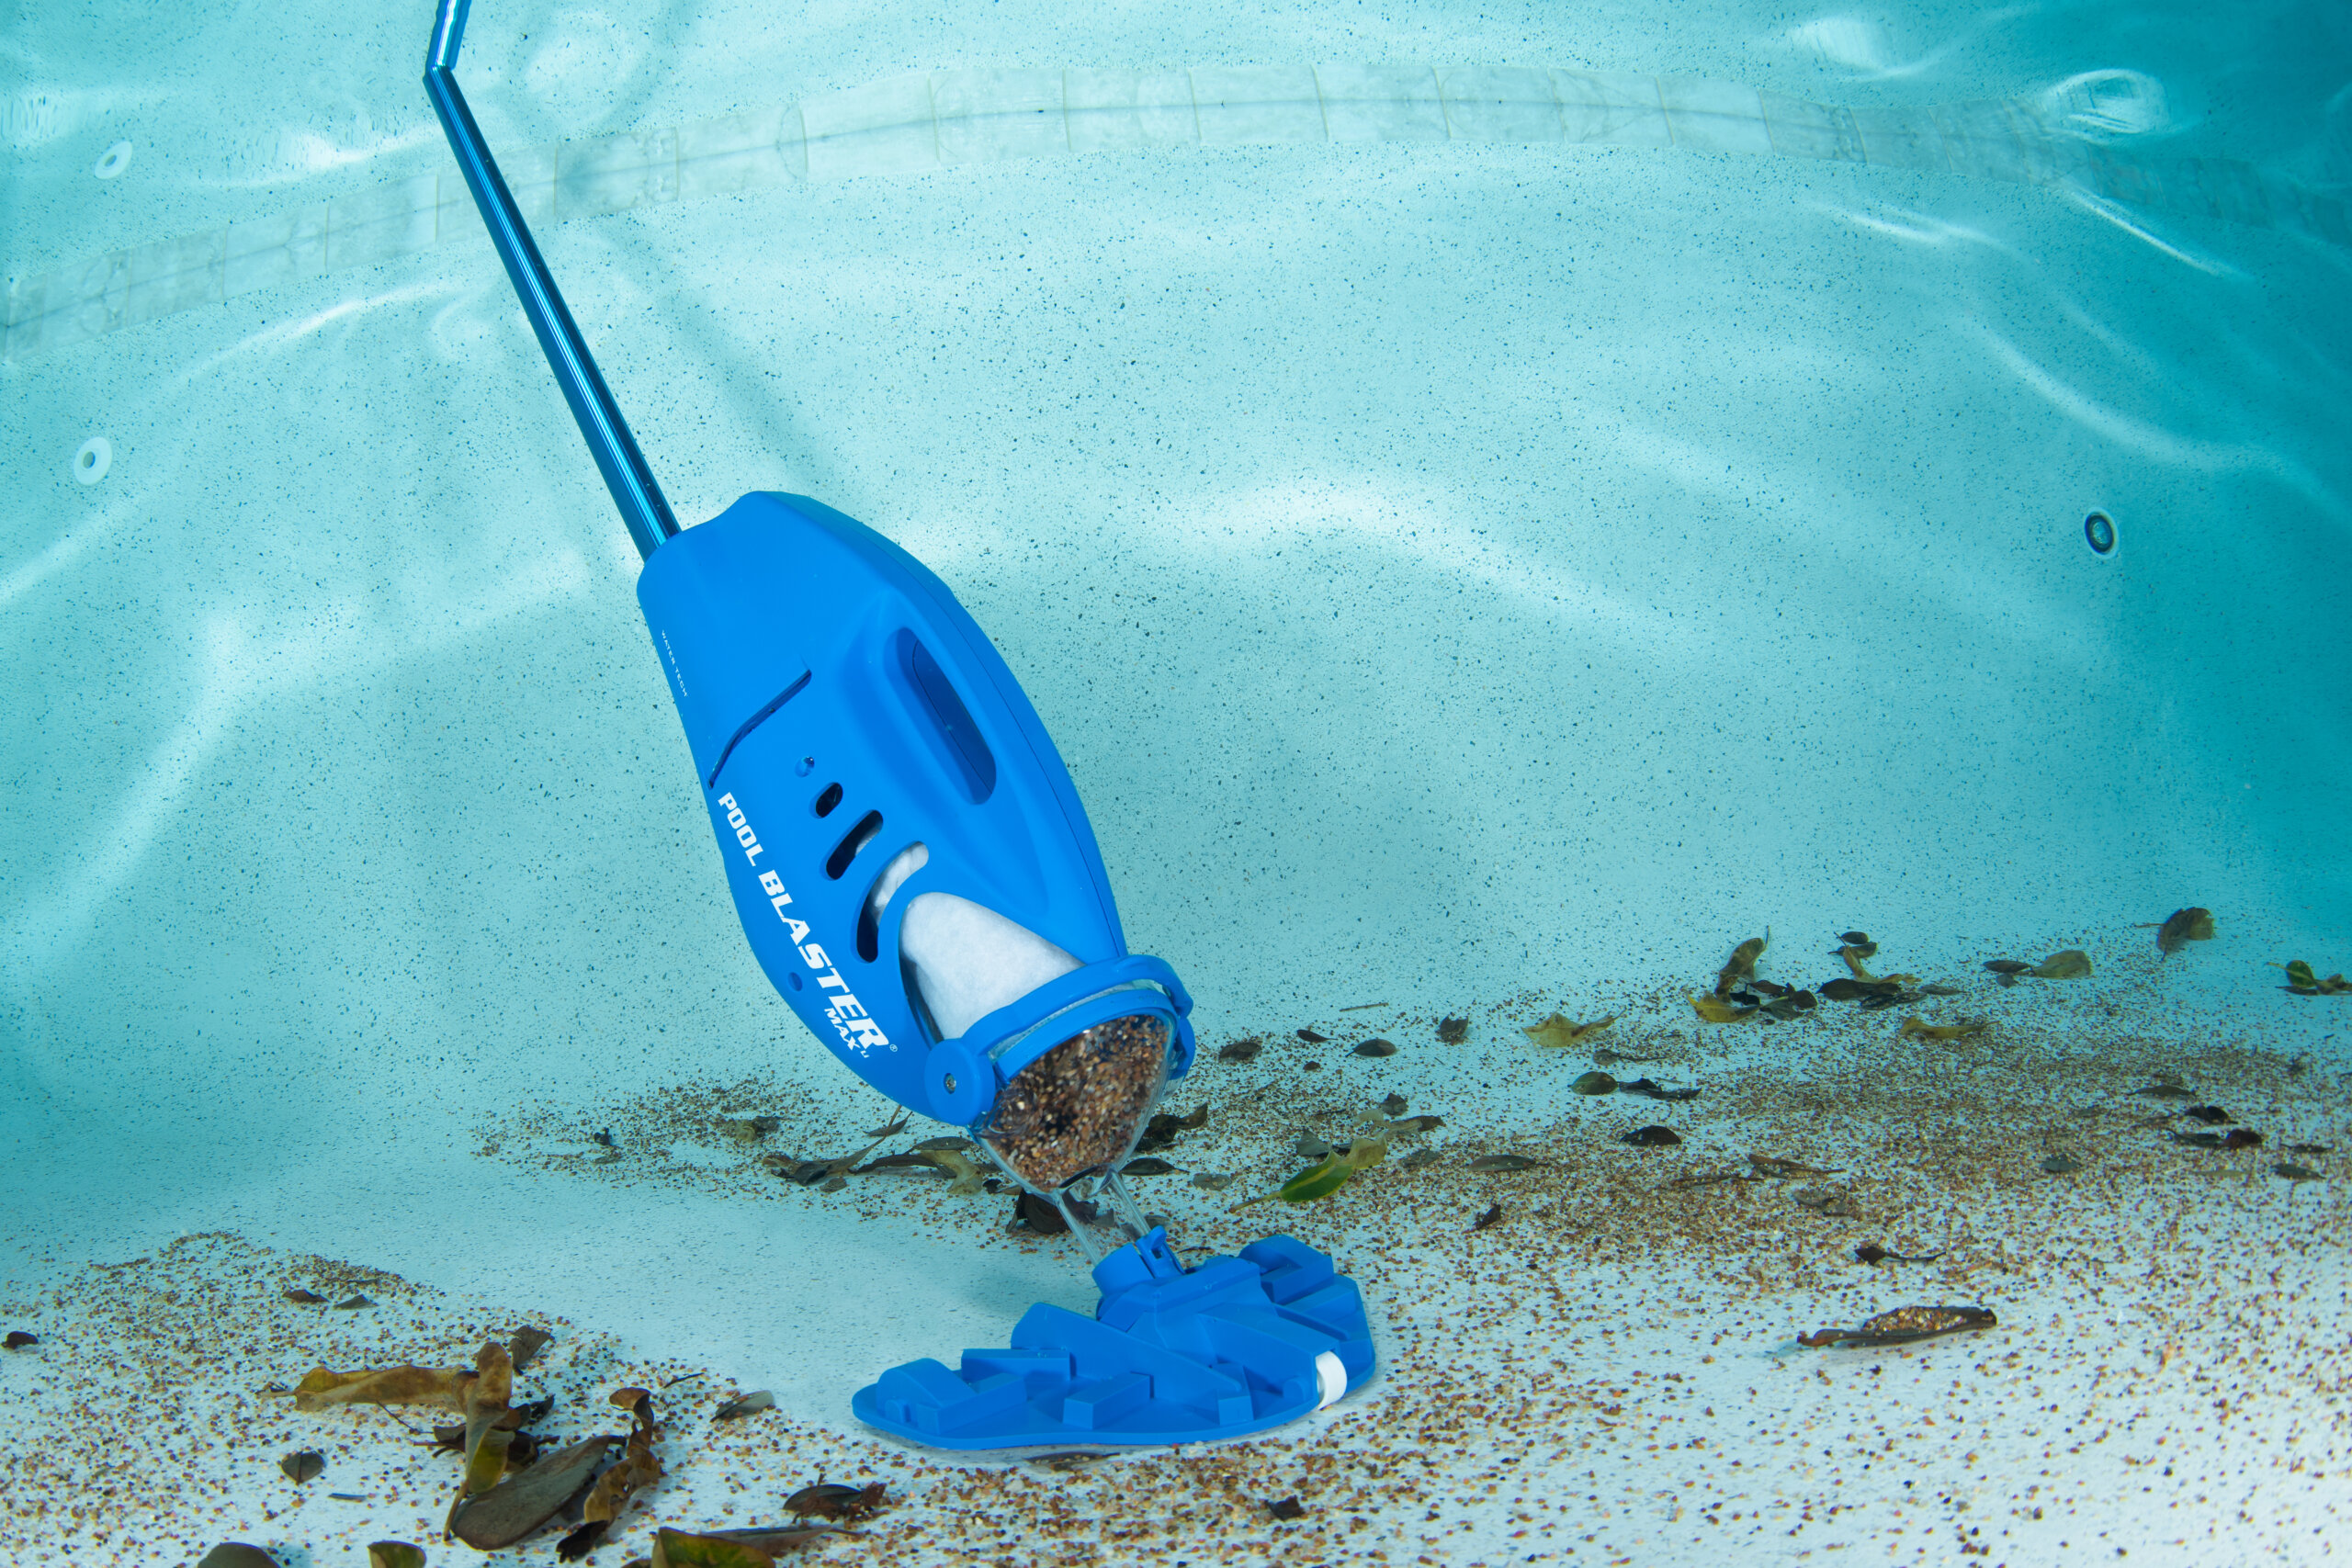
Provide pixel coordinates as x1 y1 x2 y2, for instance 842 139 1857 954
425 0 1371 1450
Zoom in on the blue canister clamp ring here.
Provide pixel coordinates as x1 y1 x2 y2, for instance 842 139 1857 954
923 953 1194 1126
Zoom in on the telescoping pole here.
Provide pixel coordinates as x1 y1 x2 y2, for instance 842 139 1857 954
424 0 680 561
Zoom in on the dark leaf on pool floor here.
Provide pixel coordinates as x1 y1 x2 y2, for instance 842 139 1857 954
367 1545 426 1568
1623 1078 1699 1102
1122 1157 1180 1176
1402 1147 1441 1168
2274 1162 2320 1180
786 1481 889 1522
1919 984 1963 997
1715 932 1770 995
2175 1129 2265 1150
1855 1244 1943 1265
1817 978 1870 1002
2184 1105 2233 1125
508 1326 553 1375
644 1527 775 1565
916 1135 976 1153
1012 1191 1099 1234
2041 1153 2083 1174
591 1128 616 1147
1471 1154 1544 1171
283 1289 326 1304
1380 1092 1408 1116
716 1117 773 1144
293 1364 474 1413
2274 960 2352 995
1303 1061 1323 1070
1748 1154 1836 1177
198 1548 282 1568
1572 1070 1617 1096
1623 1125 1681 1147
1984 960 2030 976
2290 1143 2333 1155
865 1117 912 1140
1218 1037 1263 1062
715 1391 776 1421
2029 950 2093 979
1799 1304 1996 1349
1858 988 1923 1011
279 1450 325 1483
1392 1114 1445 1133
555 1520 610 1561
1268 1496 1306 1521
2150 907 2217 954
4 1331 37 1349
2225 1129 2264 1148
1352 1038 1397 1057
1473 1202 1505 1231
1437 1017 1469 1043
1838 931 1871 947
1190 1171 1240 1190
853 1152 941 1173
1294 1131 1331 1159
1296 1029 1329 1043
333 1294 374 1310
1760 991 1815 1019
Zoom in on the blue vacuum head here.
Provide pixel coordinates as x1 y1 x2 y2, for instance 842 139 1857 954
424 0 1374 1448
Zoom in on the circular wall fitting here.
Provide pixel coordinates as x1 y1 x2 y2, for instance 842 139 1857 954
94 141 134 180
2083 510 2119 558
73 436 112 486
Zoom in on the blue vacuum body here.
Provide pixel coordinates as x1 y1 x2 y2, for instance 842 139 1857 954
638 491 1196 1124
424 0 1372 1450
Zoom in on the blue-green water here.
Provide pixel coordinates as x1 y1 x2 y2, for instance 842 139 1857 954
5 3 2350 1562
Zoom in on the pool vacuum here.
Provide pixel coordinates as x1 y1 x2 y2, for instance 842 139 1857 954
424 0 1371 1449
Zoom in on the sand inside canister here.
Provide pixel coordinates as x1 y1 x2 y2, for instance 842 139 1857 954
983 1012 1170 1190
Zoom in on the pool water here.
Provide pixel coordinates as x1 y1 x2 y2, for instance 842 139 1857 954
5 2 2350 1563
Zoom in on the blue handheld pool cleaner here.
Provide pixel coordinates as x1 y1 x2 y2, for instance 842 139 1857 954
424 0 1371 1448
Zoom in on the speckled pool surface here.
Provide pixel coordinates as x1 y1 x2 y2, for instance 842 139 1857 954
5 2 2351 1564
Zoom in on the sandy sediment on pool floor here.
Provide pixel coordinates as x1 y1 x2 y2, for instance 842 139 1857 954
6 960 2348 1567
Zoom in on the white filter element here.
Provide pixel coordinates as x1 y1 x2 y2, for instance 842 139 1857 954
899 890 1081 1042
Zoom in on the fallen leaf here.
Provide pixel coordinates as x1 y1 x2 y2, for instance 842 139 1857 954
333 1294 375 1310
1896 1016 1989 1042
1268 1496 1306 1521
1351 1038 1397 1057
2274 1162 2320 1180
367 1545 426 1568
649 1529 778 1567
4 1331 36 1350
1571 1070 1616 1096
1242 1151 1357 1206
1984 960 2030 976
509 1326 554 1376
1189 1172 1239 1190
2028 950 2093 979
1293 1131 1331 1160
198 1548 281 1568
282 1289 326 1304
1379 1092 1408 1116
1296 1029 1329 1043
715 1118 771 1144
1748 1154 1833 1177
291 1364 474 1413
1836 944 1880 980
1690 994 1757 1024
1217 1037 1263 1062
1715 932 1770 995
279 1450 324 1483
1436 1016 1469 1043
1523 1013 1615 1050
918 1147 989 1194
784 1480 889 1522
1471 1155 1543 1172
1791 1185 1862 1219
1401 1147 1440 1168
1623 1125 1681 1147
2274 960 2352 995
2149 907 2216 954
1798 1304 1996 1349
1121 1157 1180 1177
2041 1153 2083 1174
714 1391 775 1421
1472 1203 1504 1231
1838 931 1871 947
1622 1077 1699 1102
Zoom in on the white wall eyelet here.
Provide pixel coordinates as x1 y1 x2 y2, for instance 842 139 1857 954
74 436 112 486
94 141 134 180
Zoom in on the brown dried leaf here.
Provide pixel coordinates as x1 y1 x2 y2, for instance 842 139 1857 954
582 1424 662 1525
279 1450 324 1483
198 1549 282 1568
291 1364 474 1413
714 1391 776 1421
2152 907 2216 954
1521 1013 1615 1050
510 1326 554 1375
1715 932 1769 995
2029 949 2093 979
448 1436 616 1551
367 1545 426 1568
